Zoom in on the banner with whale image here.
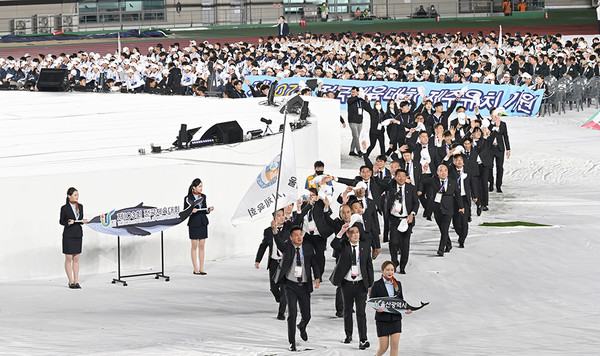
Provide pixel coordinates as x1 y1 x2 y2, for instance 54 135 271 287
86 199 201 237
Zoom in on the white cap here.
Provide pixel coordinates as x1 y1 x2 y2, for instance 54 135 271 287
354 181 367 191
521 72 532 79
349 213 364 228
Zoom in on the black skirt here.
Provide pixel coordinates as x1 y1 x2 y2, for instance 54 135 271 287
189 225 208 239
63 236 82 255
376 319 402 337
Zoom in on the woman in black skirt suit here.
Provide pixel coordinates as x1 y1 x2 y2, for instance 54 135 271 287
370 260 412 356
59 187 88 289
184 178 214 275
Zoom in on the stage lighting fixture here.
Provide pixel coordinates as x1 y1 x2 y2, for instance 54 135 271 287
150 144 162 154
189 138 216 148
261 117 275 135
260 117 273 125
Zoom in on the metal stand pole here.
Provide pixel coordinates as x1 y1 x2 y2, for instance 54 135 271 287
111 233 170 286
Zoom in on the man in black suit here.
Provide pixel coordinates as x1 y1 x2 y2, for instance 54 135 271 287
274 225 321 351
343 184 381 257
335 165 383 214
425 92 462 132
462 137 481 215
330 223 374 350
299 188 335 277
471 127 493 212
448 154 478 248
397 149 422 190
255 209 288 320
379 169 419 273
407 130 439 211
364 154 392 242
488 108 511 193
277 16 290 38
419 164 464 256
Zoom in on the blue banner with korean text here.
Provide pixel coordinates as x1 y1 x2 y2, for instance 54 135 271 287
243 76 544 117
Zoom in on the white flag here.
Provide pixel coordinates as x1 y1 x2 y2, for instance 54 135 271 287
231 122 298 226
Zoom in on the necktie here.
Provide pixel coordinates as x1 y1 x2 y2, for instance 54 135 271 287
440 180 445 192
351 246 357 279
379 171 383 179
295 247 302 282
399 186 404 215
466 151 470 159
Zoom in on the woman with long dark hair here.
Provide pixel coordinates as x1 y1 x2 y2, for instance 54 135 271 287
370 260 412 356
184 178 214 275
59 187 87 289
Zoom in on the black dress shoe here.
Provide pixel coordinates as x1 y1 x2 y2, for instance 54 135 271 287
468 216 472 222
437 250 444 257
489 185 494 192
445 245 452 253
357 152 363 157
289 343 297 351
482 206 489 211
477 205 482 216
74 283 81 289
349 151 358 156
497 188 503 193
359 340 370 350
399 269 406 274
343 336 352 344
298 325 308 341
335 311 344 318
459 242 465 248
277 313 286 320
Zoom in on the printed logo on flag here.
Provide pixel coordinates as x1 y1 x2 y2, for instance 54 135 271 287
101 209 116 227
257 154 280 189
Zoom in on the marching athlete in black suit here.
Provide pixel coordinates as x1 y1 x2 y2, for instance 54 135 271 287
59 187 88 289
274 226 321 351
375 169 420 274
324 204 354 317
448 154 478 248
472 127 493 212
299 188 335 276
255 209 290 320
330 223 374 350
338 183 382 257
488 109 511 193
364 154 393 242
184 178 214 275
370 260 412 356
419 165 464 256
336 165 384 217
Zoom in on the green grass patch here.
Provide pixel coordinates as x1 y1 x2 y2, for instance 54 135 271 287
479 221 550 227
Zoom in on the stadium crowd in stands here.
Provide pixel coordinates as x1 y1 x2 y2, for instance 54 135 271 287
0 30 599 97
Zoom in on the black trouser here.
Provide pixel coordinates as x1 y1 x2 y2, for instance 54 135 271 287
284 279 311 344
305 233 326 276
388 216 413 272
478 164 490 206
489 150 505 190
434 210 453 252
268 258 287 315
341 280 368 341
333 255 343 314
452 196 470 245
419 173 433 213
382 210 390 242
366 130 385 157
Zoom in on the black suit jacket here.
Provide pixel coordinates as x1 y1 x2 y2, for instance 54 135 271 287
277 22 290 37
421 176 464 216
406 135 441 172
448 166 479 202
370 278 404 322
330 238 374 289
301 200 335 238
489 121 510 152
398 158 423 187
374 178 420 220
472 137 493 167
184 193 209 227
60 203 84 238
255 223 290 266
347 96 370 124
274 237 320 292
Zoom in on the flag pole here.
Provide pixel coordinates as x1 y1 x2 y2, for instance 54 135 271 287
272 104 289 217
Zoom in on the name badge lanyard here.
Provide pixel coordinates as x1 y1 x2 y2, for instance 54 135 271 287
439 178 448 193
351 246 360 278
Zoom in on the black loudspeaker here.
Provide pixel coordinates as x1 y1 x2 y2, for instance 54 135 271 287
280 94 305 114
37 68 69 91
200 121 243 144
